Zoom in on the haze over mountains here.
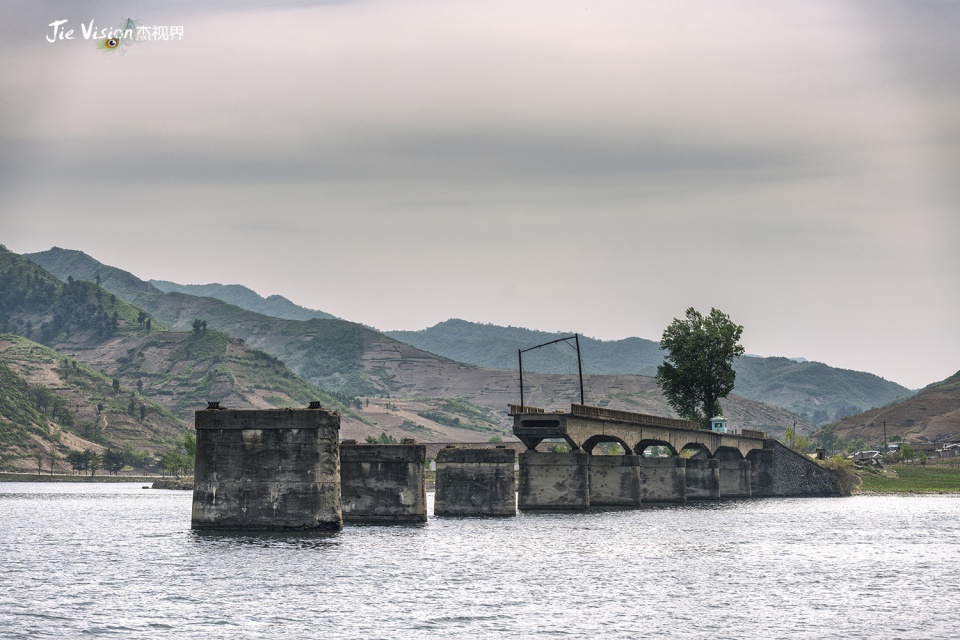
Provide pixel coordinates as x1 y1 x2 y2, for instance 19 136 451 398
21 248 827 431
26 246 913 429
2 244 954 472
102 259 917 427
149 280 336 322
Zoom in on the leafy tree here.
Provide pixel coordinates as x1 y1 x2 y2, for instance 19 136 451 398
102 449 125 475
67 449 90 474
159 449 189 478
365 431 397 444
112 377 120 394
655 307 744 429
182 431 196 458
136 379 143 394
86 449 101 477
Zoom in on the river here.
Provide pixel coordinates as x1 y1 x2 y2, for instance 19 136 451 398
0 483 957 639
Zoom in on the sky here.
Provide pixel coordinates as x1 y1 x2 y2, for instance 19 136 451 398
2 0 958 390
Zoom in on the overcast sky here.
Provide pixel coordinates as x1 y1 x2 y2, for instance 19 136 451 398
2 1 958 389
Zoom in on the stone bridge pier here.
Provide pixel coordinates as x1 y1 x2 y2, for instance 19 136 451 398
513 404 841 509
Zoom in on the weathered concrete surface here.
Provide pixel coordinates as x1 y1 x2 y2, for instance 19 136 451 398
685 458 720 500
639 457 687 503
191 406 342 531
588 455 641 507
340 443 426 523
435 447 516 516
718 459 752 498
518 451 590 511
513 404 766 458
749 440 843 497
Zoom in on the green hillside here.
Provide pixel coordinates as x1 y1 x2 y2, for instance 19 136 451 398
27 247 381 397
0 246 363 470
150 280 335 321
388 319 664 376
0 357 50 448
0 333 188 471
21 247 508 442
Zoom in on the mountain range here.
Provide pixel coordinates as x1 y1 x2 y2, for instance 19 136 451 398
2 243 954 471
387 319 914 425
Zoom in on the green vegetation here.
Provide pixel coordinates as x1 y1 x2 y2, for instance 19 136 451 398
656 307 744 429
857 461 960 493
0 333 186 465
821 455 861 495
0 359 48 445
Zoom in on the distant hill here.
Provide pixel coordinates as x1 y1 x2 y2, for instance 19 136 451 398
0 333 187 455
826 370 960 446
388 319 664 376
25 247 816 440
387 319 914 425
0 246 359 471
21 248 513 442
149 280 335 321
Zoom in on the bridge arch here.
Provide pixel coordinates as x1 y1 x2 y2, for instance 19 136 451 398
714 446 745 461
635 439 679 457
680 442 711 459
582 435 632 455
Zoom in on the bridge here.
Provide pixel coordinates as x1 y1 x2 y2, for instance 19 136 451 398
510 404 842 508
511 404 768 459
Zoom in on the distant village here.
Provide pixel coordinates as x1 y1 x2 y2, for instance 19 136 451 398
849 438 960 467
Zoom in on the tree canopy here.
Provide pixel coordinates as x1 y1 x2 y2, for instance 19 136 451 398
655 307 744 429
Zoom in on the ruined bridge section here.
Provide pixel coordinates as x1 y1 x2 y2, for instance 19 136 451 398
512 404 843 508
511 404 767 459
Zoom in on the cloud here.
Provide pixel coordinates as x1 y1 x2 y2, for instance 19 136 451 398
3 0 959 388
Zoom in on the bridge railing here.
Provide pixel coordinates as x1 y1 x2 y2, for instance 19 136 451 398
740 428 767 440
570 404 699 430
508 404 545 415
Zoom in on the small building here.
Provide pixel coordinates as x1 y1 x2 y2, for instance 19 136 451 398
710 416 728 434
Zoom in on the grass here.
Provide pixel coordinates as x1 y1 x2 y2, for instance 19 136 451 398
857 460 960 493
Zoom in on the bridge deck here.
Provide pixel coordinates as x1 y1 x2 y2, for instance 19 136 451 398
511 404 766 458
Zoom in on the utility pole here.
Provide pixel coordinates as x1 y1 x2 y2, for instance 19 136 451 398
883 420 887 449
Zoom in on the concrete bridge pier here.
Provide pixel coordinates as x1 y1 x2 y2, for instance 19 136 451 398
638 457 687 503
685 458 720 500
518 450 590 510
718 459 752 498
589 455 642 507
339 443 427 523
191 404 342 531
435 447 517 516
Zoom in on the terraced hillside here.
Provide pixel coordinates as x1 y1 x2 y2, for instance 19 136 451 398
828 371 960 445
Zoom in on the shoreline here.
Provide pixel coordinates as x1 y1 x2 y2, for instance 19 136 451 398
0 472 183 484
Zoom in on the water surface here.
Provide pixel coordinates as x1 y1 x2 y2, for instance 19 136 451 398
1 483 957 639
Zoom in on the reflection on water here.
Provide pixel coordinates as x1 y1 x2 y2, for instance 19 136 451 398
1 483 958 639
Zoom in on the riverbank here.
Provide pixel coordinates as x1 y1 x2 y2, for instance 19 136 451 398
856 461 960 494
0 472 183 484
